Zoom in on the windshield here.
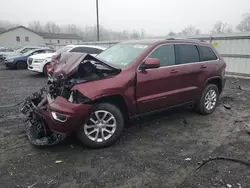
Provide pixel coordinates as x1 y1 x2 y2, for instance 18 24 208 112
96 43 149 68
56 46 73 54
22 50 37 56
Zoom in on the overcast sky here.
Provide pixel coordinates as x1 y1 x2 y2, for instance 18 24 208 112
0 0 249 35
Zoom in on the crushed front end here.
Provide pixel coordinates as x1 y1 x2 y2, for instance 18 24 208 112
21 87 67 146
21 53 120 146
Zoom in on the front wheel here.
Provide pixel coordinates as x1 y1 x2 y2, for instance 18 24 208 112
43 63 50 76
77 103 124 149
16 61 27 69
197 84 219 115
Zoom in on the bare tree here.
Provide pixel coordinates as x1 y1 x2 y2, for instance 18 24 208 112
0 20 17 30
167 31 177 37
237 13 250 32
212 21 233 33
28 21 44 32
44 22 61 33
179 25 200 36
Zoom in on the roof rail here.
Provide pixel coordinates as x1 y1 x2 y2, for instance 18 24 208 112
165 38 206 42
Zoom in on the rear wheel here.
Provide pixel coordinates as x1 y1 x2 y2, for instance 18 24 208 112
77 103 124 149
16 61 27 69
197 84 219 115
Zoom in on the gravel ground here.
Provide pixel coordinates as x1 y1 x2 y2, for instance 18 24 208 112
0 65 250 188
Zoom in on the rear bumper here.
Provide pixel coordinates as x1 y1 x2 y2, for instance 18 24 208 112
222 78 226 89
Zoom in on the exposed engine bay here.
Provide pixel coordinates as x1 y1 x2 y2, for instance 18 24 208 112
21 53 120 145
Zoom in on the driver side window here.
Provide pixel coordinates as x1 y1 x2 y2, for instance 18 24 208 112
148 44 175 67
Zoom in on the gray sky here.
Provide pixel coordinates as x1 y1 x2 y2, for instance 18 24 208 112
1 0 249 35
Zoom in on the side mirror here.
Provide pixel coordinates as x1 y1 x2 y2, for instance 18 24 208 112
141 58 160 70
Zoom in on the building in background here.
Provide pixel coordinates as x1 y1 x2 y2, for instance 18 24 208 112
0 26 83 49
40 32 83 50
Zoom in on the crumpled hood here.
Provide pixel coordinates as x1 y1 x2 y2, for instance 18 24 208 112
30 53 56 59
52 52 120 80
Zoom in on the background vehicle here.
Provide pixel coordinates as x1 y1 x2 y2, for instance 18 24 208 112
0 48 14 63
0 46 46 62
21 39 226 148
4 48 55 69
28 45 106 75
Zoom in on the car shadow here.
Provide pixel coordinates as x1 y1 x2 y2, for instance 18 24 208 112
36 105 197 153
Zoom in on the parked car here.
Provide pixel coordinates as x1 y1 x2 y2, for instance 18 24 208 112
27 45 106 75
0 48 15 63
0 46 46 62
21 38 226 148
15 46 47 53
4 48 55 69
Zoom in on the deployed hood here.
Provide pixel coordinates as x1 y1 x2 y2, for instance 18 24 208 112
52 52 120 81
30 52 56 59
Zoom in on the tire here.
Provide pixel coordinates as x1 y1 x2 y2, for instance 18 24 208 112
77 103 124 149
16 61 27 69
197 84 219 115
43 63 50 76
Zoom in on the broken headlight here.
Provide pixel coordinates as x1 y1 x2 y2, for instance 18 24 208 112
68 90 91 104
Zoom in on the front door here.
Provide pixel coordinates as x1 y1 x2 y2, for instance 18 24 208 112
136 44 182 114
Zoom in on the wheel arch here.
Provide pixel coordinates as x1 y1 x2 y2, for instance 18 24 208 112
91 94 130 121
204 76 223 94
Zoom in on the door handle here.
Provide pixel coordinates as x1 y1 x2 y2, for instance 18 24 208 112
170 69 179 73
200 65 207 69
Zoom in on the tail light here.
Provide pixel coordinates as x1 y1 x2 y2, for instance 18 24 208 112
223 62 227 69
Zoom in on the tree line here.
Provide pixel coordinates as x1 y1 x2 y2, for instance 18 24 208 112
168 13 250 36
0 13 250 41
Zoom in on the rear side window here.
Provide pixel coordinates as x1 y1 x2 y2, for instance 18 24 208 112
70 47 103 54
177 44 199 64
148 44 175 67
199 46 217 61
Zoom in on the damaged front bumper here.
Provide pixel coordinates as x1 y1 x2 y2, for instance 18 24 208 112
21 87 93 146
21 87 66 146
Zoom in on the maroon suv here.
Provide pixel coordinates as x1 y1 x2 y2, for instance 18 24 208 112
21 39 226 148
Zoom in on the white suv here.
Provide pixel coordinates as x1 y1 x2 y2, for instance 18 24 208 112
27 45 106 75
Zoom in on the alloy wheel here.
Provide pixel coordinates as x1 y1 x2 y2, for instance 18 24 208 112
204 89 217 111
84 110 117 143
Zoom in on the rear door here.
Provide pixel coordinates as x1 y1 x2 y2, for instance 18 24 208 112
175 44 209 102
136 44 183 114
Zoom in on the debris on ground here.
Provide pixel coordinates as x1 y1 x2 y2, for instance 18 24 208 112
182 119 188 125
226 184 232 188
55 160 63 164
185 158 191 161
224 104 231 109
27 183 37 188
231 80 239 84
197 156 250 170
238 85 250 92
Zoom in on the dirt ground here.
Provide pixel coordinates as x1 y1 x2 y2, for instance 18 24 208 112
0 65 250 188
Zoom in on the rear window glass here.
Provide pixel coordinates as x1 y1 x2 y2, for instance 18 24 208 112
70 47 103 54
177 44 200 64
199 46 218 61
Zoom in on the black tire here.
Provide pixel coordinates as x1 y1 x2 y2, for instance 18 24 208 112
197 84 219 115
77 103 124 149
43 63 50 76
16 61 27 69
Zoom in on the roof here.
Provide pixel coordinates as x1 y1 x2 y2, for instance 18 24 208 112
70 44 106 50
121 38 207 45
39 32 83 40
0 26 40 35
0 27 6 33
